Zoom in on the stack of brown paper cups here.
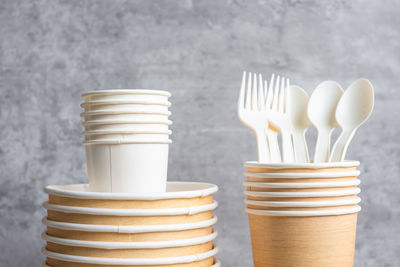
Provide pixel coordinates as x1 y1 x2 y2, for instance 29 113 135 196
42 182 220 267
81 89 173 193
243 161 361 267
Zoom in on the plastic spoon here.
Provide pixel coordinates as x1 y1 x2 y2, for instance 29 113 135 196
308 81 344 162
329 79 374 162
287 85 311 163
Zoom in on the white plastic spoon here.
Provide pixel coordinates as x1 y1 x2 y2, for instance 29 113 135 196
308 81 344 163
287 85 311 163
329 79 374 162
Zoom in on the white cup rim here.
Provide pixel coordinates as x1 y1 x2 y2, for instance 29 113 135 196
244 170 360 178
42 216 218 233
244 160 360 169
82 89 171 98
82 130 172 136
42 231 217 249
43 201 218 216
243 180 360 188
83 139 172 145
81 100 171 107
41 246 218 265
45 182 218 200
244 197 361 207
245 206 361 216
42 258 221 267
244 188 361 197
82 119 172 126
81 110 171 117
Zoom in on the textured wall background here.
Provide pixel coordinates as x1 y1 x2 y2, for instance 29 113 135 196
0 0 399 266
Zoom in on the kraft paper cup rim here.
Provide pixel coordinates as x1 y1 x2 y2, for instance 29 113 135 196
244 170 360 178
45 182 218 200
83 139 172 145
245 205 361 216
82 130 172 136
243 179 360 188
244 160 360 169
244 188 361 197
43 201 218 216
244 197 361 207
81 100 171 107
42 231 217 249
42 216 218 233
82 89 171 98
41 246 218 265
82 119 172 126
81 110 171 117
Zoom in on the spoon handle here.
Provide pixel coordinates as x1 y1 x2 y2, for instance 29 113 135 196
314 128 333 163
292 130 309 163
281 131 295 163
329 129 356 162
266 129 281 162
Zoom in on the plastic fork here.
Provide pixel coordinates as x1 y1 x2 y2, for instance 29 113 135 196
265 75 295 162
238 72 271 162
263 74 282 162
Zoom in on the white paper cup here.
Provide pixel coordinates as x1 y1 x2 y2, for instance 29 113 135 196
81 101 171 112
82 90 171 102
83 131 172 142
42 246 218 265
84 141 170 193
82 119 172 132
81 112 171 122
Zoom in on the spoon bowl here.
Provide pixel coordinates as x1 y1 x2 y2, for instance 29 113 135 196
329 79 374 162
308 81 344 162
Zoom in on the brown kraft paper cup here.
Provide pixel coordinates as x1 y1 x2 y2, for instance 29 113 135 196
246 186 358 192
246 204 357 211
46 256 215 267
47 195 214 209
246 195 359 202
46 210 214 225
248 213 358 267
46 241 213 258
46 226 214 242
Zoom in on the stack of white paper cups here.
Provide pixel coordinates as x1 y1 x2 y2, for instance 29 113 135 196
81 90 172 193
243 161 361 267
42 182 220 267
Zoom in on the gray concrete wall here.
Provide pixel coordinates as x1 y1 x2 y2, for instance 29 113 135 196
0 0 399 266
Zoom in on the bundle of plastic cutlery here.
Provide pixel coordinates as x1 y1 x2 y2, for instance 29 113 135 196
238 72 374 163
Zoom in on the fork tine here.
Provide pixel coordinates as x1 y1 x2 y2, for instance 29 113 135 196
258 74 264 110
278 77 285 113
238 71 246 111
266 74 274 109
252 73 258 110
272 75 280 111
245 72 251 109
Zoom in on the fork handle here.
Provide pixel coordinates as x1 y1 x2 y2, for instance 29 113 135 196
256 130 270 163
281 131 294 163
266 130 281 162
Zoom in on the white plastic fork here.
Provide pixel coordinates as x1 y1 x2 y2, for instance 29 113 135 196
238 71 271 162
263 74 281 163
265 75 295 163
